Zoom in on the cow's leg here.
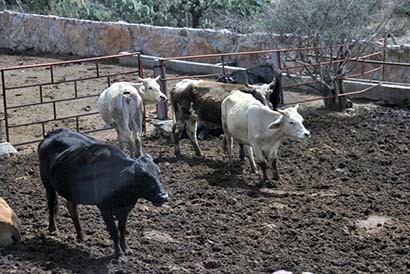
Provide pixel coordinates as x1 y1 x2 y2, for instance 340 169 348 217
252 147 270 185
45 185 58 234
172 120 186 159
115 210 131 254
114 126 133 155
271 159 280 181
66 201 85 241
130 116 143 158
225 134 234 171
269 144 281 181
100 209 123 259
239 144 245 161
244 145 258 174
186 118 202 157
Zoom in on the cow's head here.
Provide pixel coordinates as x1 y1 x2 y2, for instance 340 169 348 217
269 104 310 140
127 154 168 206
133 76 167 105
246 78 276 107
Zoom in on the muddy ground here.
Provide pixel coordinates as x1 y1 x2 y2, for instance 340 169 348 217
0 51 409 274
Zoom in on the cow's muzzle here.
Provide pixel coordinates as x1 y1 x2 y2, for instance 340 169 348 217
152 192 168 206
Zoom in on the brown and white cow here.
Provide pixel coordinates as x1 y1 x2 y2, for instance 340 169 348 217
170 79 275 159
98 76 167 158
221 90 310 186
0 197 22 247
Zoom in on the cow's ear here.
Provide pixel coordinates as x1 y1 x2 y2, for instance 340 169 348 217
269 78 276 89
154 75 161 82
136 75 144 82
268 117 282 129
144 153 153 160
294 104 299 110
276 108 285 114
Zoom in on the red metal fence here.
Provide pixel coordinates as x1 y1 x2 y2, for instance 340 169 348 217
0 52 143 146
1 42 410 146
155 43 390 108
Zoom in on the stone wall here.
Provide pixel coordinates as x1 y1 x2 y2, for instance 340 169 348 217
0 10 283 66
1 10 409 84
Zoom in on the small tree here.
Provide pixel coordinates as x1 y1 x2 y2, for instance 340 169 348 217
261 0 397 111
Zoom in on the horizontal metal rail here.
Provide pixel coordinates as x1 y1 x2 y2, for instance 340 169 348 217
6 94 98 110
3 70 139 90
159 46 323 62
284 82 383 106
0 52 141 71
7 111 100 128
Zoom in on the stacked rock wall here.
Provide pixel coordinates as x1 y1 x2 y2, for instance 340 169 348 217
0 10 283 66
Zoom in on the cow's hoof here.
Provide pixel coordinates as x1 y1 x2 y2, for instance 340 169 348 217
272 174 280 181
112 251 126 263
76 233 86 242
120 242 131 254
48 226 58 235
256 179 271 188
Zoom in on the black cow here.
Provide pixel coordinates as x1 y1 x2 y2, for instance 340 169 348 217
217 63 282 109
38 128 168 259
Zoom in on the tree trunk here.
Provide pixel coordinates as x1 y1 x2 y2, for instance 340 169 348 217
323 78 352 111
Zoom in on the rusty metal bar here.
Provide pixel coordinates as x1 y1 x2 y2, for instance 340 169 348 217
282 80 320 89
1 70 10 142
39 85 43 103
382 37 387 81
50 65 54 83
7 111 100 128
356 59 410 67
159 46 324 62
359 51 382 59
96 63 100 78
41 122 45 137
53 102 57 120
345 66 382 79
163 74 218 81
221 56 226 75
3 70 139 90
283 82 382 106
7 93 99 110
0 52 141 71
76 116 80 132
74 81 78 98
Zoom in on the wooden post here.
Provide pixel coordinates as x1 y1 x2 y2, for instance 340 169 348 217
154 59 168 120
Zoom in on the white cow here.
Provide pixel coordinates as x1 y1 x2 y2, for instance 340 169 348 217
221 90 310 186
98 76 167 158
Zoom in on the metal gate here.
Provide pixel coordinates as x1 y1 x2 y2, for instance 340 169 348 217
0 52 143 146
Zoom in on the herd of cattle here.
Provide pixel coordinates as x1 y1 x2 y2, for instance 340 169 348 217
0 63 310 260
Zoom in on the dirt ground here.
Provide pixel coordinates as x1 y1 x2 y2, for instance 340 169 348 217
0 51 410 274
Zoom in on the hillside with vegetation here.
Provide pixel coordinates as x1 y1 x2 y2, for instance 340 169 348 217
1 0 408 37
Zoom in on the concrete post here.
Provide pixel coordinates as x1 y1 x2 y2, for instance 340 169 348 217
153 59 168 120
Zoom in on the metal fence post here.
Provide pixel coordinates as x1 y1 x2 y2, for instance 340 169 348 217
0 114 3 143
154 59 168 120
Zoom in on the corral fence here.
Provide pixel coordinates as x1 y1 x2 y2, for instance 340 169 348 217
154 41 394 116
0 52 143 146
2 41 410 146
